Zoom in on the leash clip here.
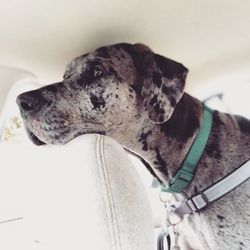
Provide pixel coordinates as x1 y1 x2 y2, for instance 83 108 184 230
158 191 183 250
168 205 183 226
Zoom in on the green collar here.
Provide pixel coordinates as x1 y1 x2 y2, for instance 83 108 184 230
161 105 213 193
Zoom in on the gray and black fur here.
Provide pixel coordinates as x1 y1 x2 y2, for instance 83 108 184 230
17 43 250 250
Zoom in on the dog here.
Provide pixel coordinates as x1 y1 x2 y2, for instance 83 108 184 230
16 43 250 249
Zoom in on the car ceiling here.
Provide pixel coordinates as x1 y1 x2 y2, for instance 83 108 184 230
0 0 250 92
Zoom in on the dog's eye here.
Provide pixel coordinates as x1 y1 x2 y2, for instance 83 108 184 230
93 67 103 78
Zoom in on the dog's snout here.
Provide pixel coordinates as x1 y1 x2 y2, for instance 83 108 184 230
17 91 45 113
16 83 60 114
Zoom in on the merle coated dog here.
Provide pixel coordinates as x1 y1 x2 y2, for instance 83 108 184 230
17 43 250 249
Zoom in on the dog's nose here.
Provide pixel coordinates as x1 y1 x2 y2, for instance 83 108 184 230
16 91 45 113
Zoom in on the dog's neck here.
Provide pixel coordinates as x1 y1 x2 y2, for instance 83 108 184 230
109 93 201 183
109 93 250 196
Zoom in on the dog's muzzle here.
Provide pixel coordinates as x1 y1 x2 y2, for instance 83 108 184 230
16 90 51 116
16 90 53 145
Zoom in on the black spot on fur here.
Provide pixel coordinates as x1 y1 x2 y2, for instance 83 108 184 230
152 72 162 87
160 93 200 142
131 81 143 96
154 103 165 114
162 85 176 96
139 131 152 151
149 94 158 105
44 84 58 93
218 225 224 229
90 94 106 110
119 43 147 76
162 85 169 95
79 72 92 86
96 47 110 58
217 215 225 221
154 147 168 174
154 54 187 80
109 67 123 82
161 85 177 107
99 131 106 135
169 95 177 107
194 186 199 193
158 115 164 123
206 111 223 159
139 131 151 141
237 116 250 134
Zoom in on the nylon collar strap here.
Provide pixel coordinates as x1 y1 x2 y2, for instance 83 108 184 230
162 105 213 193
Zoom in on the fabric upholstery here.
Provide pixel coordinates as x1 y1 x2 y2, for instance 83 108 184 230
0 134 154 249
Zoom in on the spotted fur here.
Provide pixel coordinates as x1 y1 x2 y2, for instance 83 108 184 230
17 43 250 249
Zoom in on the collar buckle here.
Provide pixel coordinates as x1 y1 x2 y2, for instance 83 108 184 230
162 168 193 193
187 192 210 212
173 191 211 216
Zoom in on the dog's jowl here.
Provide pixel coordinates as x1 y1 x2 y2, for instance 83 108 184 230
17 43 250 250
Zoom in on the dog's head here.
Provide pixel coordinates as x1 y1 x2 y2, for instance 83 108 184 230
16 43 188 145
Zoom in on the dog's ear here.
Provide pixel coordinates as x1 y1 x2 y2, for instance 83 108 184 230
133 44 188 124
134 43 153 53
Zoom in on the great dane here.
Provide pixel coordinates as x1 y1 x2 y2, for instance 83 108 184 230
16 43 250 249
